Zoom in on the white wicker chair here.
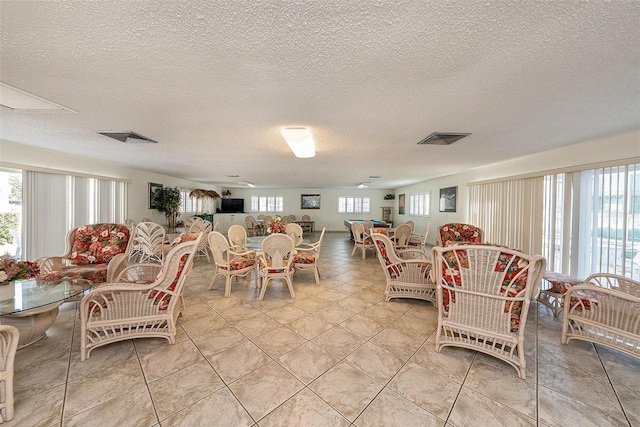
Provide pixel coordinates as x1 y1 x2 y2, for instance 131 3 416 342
188 220 212 262
432 244 546 379
405 220 415 233
294 227 326 284
409 223 431 249
370 233 436 303
128 221 165 264
228 224 248 250
79 234 202 361
351 222 375 259
257 234 296 300
392 224 412 249
207 231 257 298
561 273 640 360
213 220 221 232
285 223 304 246
361 220 374 237
0 325 19 423
245 216 260 237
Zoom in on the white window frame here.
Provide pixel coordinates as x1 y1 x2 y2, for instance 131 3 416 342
409 192 431 216
179 190 197 214
251 195 284 213
338 196 370 213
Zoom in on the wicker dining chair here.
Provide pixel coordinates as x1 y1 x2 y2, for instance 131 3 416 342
294 227 326 284
351 222 375 259
208 231 257 298
257 233 296 300
436 223 484 246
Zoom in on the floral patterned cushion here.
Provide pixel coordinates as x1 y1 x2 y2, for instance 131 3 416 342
222 257 256 271
543 271 583 294
41 264 108 284
70 224 130 265
439 223 482 247
170 231 198 247
439 247 530 332
293 253 316 264
259 258 295 273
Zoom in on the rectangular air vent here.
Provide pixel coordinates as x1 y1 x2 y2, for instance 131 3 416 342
418 132 470 145
97 131 157 143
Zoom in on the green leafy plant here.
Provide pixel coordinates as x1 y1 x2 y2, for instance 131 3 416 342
155 186 182 232
0 213 18 244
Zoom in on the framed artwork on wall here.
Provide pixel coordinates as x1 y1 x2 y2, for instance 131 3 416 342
149 182 162 209
301 194 321 209
398 194 405 215
439 186 457 212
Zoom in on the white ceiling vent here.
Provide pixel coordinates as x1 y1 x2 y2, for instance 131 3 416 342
418 132 471 145
97 131 158 144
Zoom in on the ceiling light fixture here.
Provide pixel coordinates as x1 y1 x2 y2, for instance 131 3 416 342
0 82 76 112
358 182 370 189
238 181 255 188
280 127 315 158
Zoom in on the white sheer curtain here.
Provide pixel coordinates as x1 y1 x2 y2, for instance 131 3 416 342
469 177 544 255
23 171 128 259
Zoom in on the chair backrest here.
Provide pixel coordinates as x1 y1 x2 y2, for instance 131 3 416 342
432 244 546 334
197 220 212 252
184 216 200 229
245 215 256 223
208 231 231 268
260 233 295 268
351 222 369 245
301 214 310 220
0 325 19 423
436 223 484 246
361 220 374 234
213 220 221 232
263 215 272 222
151 234 202 309
188 218 207 233
228 224 247 248
584 273 640 296
394 224 412 248
132 221 165 264
281 216 292 225
288 215 296 221
419 223 431 243
285 223 303 245
313 227 326 257
257 214 265 220
405 220 415 232
66 223 132 265
125 219 136 227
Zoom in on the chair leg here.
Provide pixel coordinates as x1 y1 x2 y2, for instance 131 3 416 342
313 266 320 285
351 244 357 256
259 276 269 300
208 270 220 290
285 276 296 299
225 275 232 298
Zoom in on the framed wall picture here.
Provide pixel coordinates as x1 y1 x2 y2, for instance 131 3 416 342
439 186 457 212
149 182 162 209
301 194 321 209
398 194 405 215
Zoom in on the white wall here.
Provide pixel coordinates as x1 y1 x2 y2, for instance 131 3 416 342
394 129 640 245
225 187 395 232
0 140 221 223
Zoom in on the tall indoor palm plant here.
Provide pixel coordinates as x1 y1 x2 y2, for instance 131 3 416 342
155 186 181 233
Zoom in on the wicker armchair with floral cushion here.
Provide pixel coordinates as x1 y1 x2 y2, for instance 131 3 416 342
39 223 133 284
371 232 436 303
207 231 257 298
561 273 640 360
432 244 546 379
293 227 325 284
79 233 202 361
436 223 484 247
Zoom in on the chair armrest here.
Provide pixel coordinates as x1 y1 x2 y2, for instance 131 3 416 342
117 263 163 283
229 248 256 258
39 256 71 274
107 253 129 283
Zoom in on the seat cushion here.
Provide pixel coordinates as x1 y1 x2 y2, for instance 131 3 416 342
70 223 130 265
293 253 316 264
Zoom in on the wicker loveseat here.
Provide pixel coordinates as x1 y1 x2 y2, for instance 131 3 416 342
561 273 640 360
39 223 133 284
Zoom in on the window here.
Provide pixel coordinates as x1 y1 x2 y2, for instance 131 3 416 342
251 195 284 212
543 164 640 280
409 192 431 216
179 190 197 214
338 196 370 213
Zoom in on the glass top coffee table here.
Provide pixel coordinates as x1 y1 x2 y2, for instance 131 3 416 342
0 278 92 348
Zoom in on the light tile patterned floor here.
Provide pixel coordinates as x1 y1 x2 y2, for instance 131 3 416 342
8 232 640 426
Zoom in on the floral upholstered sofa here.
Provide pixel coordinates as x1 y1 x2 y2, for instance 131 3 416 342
39 223 133 284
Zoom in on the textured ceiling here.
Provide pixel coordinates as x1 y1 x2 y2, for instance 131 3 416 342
1 1 639 189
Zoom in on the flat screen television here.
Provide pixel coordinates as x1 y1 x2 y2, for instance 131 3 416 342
221 198 244 213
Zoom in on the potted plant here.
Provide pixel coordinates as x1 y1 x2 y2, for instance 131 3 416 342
155 186 182 233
